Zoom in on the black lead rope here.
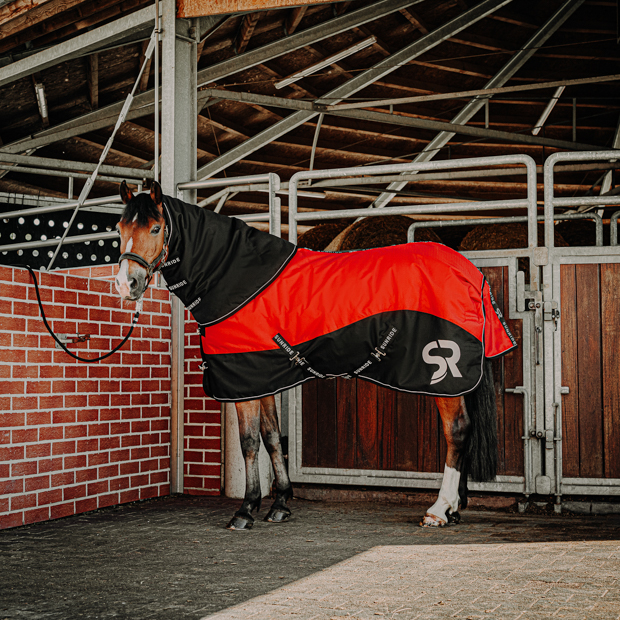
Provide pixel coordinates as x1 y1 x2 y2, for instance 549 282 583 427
18 264 142 363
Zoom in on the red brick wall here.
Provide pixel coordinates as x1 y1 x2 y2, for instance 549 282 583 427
0 265 173 529
184 311 222 496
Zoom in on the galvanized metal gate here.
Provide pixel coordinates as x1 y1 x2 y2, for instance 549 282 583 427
282 151 620 504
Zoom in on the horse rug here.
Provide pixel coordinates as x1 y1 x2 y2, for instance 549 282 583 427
159 195 516 402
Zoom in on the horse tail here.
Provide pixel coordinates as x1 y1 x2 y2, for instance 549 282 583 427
464 359 497 482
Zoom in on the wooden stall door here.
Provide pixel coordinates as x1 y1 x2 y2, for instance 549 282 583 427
560 263 620 479
302 266 524 477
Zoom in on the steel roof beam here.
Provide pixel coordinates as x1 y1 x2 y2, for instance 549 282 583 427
0 0 423 154
196 0 514 180
197 88 609 152
0 4 159 88
371 0 586 209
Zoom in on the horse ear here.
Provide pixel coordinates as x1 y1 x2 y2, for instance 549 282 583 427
150 181 163 210
120 180 134 205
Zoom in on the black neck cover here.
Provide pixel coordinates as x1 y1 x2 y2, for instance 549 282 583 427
159 194 296 326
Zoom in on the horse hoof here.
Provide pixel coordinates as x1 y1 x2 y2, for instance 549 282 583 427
419 513 447 528
226 514 254 530
447 510 461 525
264 508 291 523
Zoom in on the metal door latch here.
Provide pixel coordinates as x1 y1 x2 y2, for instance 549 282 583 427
543 301 560 330
55 334 90 349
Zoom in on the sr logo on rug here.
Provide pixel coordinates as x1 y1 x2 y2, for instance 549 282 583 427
422 340 463 385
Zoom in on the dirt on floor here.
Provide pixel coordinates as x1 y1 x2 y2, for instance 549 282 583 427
1 495 619 620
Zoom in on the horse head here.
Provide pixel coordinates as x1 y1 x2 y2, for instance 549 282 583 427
115 180 168 301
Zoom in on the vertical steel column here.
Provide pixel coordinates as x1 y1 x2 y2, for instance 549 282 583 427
162 0 197 494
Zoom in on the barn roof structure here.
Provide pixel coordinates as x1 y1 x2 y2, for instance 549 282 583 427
1 0 619 268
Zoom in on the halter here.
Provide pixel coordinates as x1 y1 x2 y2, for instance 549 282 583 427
118 219 170 279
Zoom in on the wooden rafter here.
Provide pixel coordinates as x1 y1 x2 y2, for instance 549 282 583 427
332 2 350 17
284 6 306 36
399 8 429 34
86 53 98 110
138 40 152 93
235 12 259 55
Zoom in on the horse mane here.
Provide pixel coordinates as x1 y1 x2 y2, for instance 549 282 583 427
120 192 163 227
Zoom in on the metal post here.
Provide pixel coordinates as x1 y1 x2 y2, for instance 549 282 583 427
162 0 197 494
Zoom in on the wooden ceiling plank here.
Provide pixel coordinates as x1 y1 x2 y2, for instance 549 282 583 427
0 0 90 39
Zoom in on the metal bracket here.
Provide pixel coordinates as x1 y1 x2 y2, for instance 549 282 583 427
55 334 90 349
533 247 548 266
544 300 560 330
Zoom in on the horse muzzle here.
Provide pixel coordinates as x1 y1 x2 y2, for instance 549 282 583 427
115 262 147 301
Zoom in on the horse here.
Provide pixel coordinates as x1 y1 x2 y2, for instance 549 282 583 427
114 181 515 530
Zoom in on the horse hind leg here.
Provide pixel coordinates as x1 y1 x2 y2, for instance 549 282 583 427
259 395 293 523
421 396 470 528
227 399 262 530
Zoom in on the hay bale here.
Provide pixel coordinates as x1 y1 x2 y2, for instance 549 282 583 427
297 221 351 250
458 223 568 251
338 215 441 251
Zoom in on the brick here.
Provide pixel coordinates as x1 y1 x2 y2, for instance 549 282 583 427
89 309 110 323
0 512 24 529
76 408 98 422
131 447 150 461
11 428 38 444
39 396 62 411
151 445 169 458
99 464 119 478
52 380 77 393
52 410 76 424
88 452 109 466
99 436 120 450
11 461 38 477
121 435 140 447
63 365 88 379
189 463 220 477
65 425 88 439
120 488 140 504
111 394 131 407
101 409 122 422
0 284 27 303
3 380 25 396
150 471 168 485
88 423 110 436
88 394 110 407
110 449 130 463
51 502 76 520
39 426 63 441
24 507 50 526
131 474 149 487
38 458 63 473
0 478 24 494
38 365 64 379
0 445 24 461
76 467 98 483
89 279 112 293
131 393 150 406
25 475 50 492
140 458 159 472
88 366 110 379
26 442 51 458
1 412 26 427
27 349 52 364
37 489 62 505
119 461 140 475
12 363 39 378
13 300 41 317
75 498 98 514
64 454 87 469
65 306 89 321
54 289 78 305
188 437 220 451
64 484 87 501
109 476 130 491
97 493 119 509
77 438 98 453
51 471 74 487
11 493 37 511
65 395 89 409
14 397 40 412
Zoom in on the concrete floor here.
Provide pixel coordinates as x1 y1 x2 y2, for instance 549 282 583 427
0 495 619 620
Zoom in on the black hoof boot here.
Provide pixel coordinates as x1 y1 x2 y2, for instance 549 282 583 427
226 511 255 530
264 506 291 523
447 510 461 525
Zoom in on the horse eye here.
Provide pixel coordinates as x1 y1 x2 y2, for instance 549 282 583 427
151 225 161 235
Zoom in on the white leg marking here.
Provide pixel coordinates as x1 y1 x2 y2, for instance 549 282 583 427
423 465 460 526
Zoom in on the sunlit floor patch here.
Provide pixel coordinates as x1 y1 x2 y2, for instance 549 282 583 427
201 541 620 620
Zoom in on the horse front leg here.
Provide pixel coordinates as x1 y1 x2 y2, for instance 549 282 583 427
259 395 293 523
421 396 471 528
226 399 262 530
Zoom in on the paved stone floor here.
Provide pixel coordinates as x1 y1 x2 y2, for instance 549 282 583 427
0 495 619 620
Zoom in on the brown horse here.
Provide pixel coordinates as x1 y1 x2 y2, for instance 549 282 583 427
114 181 500 529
